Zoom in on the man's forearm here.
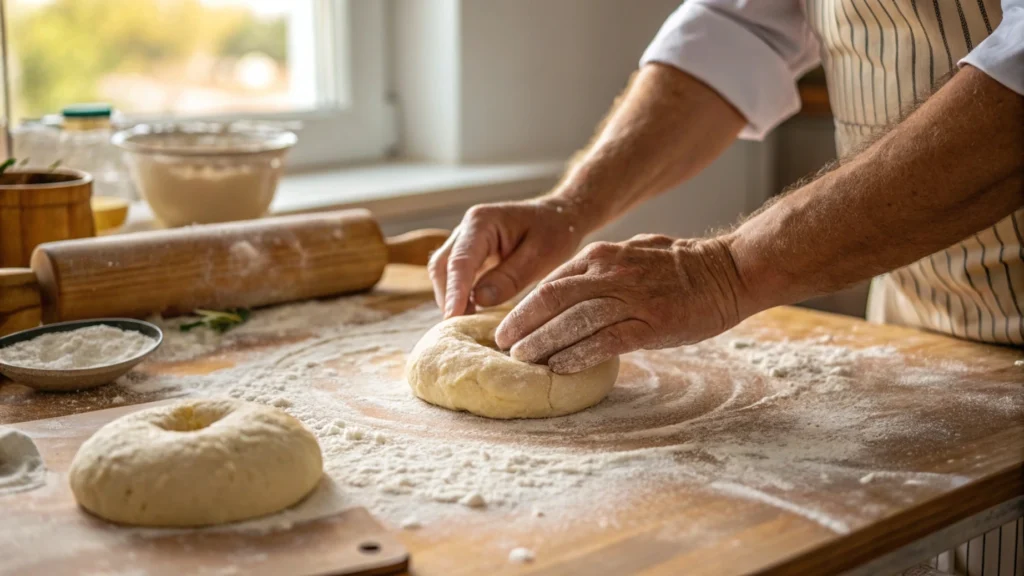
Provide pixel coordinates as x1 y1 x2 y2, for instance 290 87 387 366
549 63 746 234
727 66 1024 317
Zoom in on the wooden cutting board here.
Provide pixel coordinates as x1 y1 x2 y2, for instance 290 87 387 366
3 267 1023 575
0 400 409 576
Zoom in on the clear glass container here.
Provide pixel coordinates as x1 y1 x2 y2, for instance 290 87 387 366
112 123 296 227
11 120 61 168
59 104 136 201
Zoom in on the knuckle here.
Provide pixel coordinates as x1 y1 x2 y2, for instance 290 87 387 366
604 325 629 349
606 266 633 283
535 282 563 311
445 269 466 290
629 233 672 245
447 241 477 263
427 251 446 274
631 321 661 349
583 241 615 258
447 252 477 273
488 267 521 292
447 250 474 263
465 204 493 222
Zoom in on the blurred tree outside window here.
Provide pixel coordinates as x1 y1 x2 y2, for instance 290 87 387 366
7 0 319 121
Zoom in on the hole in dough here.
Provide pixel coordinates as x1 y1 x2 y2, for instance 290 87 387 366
474 336 499 349
157 404 229 432
473 336 511 356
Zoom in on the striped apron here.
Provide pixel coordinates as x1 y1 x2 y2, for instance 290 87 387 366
805 0 1024 348
803 2 1023 574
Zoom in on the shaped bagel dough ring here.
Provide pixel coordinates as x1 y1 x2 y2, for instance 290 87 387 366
406 310 619 419
69 399 323 527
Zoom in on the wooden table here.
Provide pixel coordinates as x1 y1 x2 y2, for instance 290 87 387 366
2 266 1023 576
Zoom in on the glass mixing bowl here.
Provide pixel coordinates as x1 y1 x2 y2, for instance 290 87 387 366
113 123 297 227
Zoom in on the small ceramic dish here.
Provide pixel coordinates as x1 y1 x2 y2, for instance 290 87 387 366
0 319 163 391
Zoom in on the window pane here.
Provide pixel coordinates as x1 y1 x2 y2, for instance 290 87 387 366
8 0 323 120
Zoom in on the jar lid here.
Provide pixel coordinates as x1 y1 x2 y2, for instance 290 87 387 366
62 103 112 118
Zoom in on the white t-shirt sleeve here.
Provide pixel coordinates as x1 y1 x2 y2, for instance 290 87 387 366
640 0 821 140
959 0 1024 95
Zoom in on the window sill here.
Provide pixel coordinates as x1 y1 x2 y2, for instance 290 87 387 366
121 160 565 233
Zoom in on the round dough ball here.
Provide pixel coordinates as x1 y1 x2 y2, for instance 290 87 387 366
69 399 322 527
406 310 619 419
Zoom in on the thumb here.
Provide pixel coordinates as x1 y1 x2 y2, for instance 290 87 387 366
472 238 550 307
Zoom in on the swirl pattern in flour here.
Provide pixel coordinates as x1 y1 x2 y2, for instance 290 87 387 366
118 300 1021 534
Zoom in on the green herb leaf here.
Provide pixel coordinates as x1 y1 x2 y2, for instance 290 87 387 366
178 308 251 333
179 321 205 332
0 158 16 174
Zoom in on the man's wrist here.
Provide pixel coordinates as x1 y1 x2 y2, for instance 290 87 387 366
542 182 613 238
719 230 791 319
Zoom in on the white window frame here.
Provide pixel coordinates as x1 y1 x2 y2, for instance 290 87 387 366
2 0 393 171
276 0 393 169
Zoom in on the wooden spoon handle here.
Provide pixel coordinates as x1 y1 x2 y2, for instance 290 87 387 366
0 268 42 336
385 229 450 266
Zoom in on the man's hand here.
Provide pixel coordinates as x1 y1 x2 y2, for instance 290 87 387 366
428 197 588 318
427 65 745 319
494 234 747 374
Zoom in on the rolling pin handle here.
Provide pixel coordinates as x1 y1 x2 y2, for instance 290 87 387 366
0 268 37 287
0 268 43 336
385 229 450 266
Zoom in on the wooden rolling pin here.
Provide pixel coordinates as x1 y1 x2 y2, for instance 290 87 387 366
0 209 448 336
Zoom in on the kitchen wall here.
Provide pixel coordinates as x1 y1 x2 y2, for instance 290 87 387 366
389 0 777 242
386 0 876 317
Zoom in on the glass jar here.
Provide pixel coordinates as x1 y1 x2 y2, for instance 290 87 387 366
11 119 61 168
60 104 136 200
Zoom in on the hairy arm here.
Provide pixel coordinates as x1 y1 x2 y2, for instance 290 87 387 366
432 62 745 317
728 66 1024 317
496 66 1023 373
551 63 746 233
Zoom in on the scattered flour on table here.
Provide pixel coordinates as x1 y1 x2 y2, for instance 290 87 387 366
400 516 423 530
0 428 47 495
107 296 1017 538
149 296 388 363
0 325 155 370
508 547 535 563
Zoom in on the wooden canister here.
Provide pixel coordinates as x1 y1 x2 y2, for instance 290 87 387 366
0 268 41 335
0 169 95 268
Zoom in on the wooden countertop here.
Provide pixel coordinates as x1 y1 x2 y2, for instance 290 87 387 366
2 266 1022 576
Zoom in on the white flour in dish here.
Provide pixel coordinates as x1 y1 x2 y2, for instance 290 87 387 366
0 326 155 370
103 295 1019 540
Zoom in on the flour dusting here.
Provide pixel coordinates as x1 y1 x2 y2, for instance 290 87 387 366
150 296 387 363
508 547 535 563
98 295 1021 541
0 428 47 495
